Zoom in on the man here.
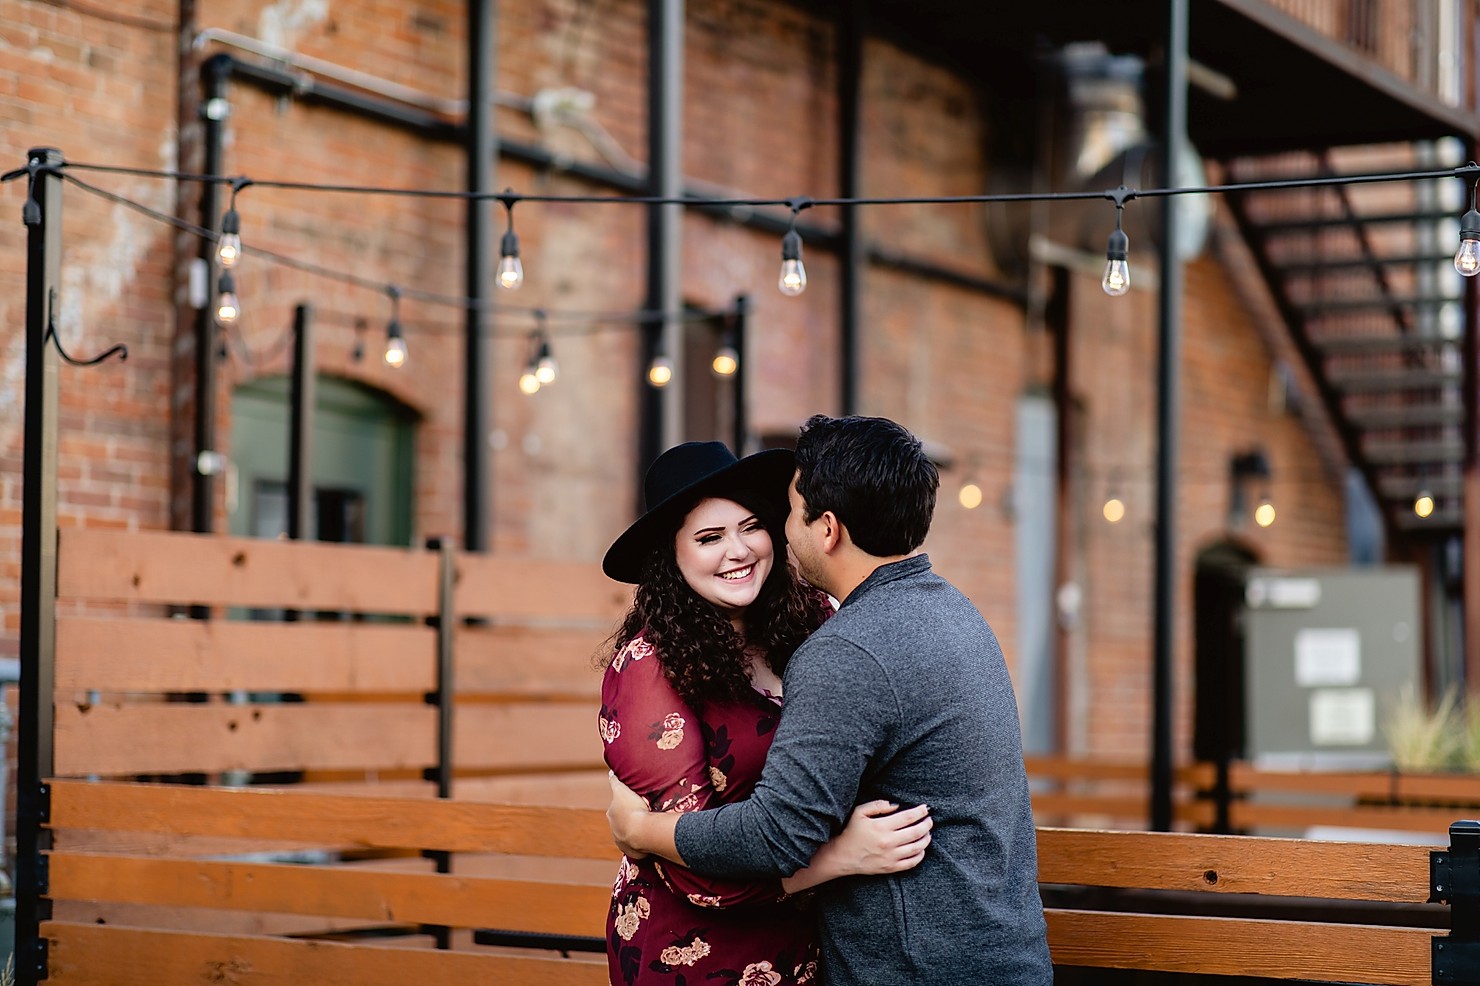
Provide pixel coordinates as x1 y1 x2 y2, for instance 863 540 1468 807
608 414 1051 985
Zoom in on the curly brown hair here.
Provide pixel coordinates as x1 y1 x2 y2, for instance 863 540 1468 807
604 506 828 708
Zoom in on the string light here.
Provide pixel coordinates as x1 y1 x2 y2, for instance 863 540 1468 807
518 316 557 394
648 349 673 388
1253 495 1276 528
384 286 407 368
1456 177 1480 277
1415 489 1435 518
1103 495 1126 523
711 333 739 377
215 271 239 325
778 197 812 297
215 177 249 269
958 481 983 509
497 191 525 290
1102 186 1132 297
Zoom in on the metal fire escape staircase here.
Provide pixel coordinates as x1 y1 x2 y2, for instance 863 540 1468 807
1223 150 1470 536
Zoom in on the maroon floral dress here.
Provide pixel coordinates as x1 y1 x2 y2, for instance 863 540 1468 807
599 632 820 986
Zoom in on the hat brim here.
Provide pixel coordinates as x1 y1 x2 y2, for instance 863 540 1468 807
602 448 796 583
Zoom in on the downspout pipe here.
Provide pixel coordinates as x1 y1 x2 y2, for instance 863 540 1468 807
837 0 864 415
193 53 230 534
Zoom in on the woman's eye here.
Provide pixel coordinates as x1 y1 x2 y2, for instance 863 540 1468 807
698 534 722 545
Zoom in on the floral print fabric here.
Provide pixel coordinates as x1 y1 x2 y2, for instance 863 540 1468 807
601 633 820 986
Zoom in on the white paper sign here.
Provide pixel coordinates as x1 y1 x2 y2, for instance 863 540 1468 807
1294 628 1360 687
1309 688 1375 746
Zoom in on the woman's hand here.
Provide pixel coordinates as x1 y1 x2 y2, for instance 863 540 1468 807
781 801 932 893
607 771 652 860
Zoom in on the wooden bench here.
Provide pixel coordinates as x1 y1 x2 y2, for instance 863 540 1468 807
37 776 1477 985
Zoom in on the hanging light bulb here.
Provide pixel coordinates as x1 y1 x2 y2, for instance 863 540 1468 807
1102 496 1126 523
215 271 239 325
1253 495 1276 528
1102 225 1130 296
711 336 739 377
958 482 983 510
1414 489 1435 518
383 286 406 368
1456 195 1480 277
779 228 807 296
532 323 558 385
648 353 673 387
518 367 542 395
384 319 407 368
497 193 525 290
217 206 242 269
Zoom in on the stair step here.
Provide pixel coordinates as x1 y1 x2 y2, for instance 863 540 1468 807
1377 474 1466 497
1296 295 1458 314
1314 334 1460 355
1345 403 1466 428
1276 253 1455 274
1253 210 1453 234
1361 438 1466 463
1393 507 1465 531
1328 368 1462 391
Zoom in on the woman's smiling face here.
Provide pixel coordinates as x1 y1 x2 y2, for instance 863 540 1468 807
673 497 774 617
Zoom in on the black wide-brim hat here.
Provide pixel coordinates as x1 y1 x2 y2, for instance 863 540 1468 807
602 441 795 584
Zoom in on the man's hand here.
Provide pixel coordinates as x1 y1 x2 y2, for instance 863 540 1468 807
607 771 653 859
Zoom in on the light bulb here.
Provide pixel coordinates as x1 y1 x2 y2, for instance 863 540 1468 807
1415 491 1435 518
1103 497 1125 523
1253 499 1275 528
518 369 541 395
497 254 524 290
535 354 558 385
217 207 241 268
384 320 407 368
958 483 982 510
1102 225 1130 296
215 272 239 325
498 229 524 289
711 345 739 377
1456 238 1480 277
779 229 807 296
648 355 673 387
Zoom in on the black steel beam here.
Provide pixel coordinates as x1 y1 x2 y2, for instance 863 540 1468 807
287 303 315 543
463 0 494 554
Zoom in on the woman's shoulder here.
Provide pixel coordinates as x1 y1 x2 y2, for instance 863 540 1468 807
808 588 838 627
610 630 661 674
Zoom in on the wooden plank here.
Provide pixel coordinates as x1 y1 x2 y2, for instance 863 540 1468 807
453 770 610 808
1231 763 1480 804
1045 909 1433 985
57 528 440 613
1230 800 1465 836
48 780 621 859
453 553 631 622
55 702 437 776
1036 828 1433 902
1025 756 1214 787
56 616 436 693
49 852 610 937
44 922 609 986
453 703 603 771
454 625 606 696
53 899 422 939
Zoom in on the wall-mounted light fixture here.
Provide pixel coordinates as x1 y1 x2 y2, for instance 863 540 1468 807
1229 449 1274 529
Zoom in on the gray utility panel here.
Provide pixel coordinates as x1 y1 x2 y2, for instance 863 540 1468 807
1243 566 1420 768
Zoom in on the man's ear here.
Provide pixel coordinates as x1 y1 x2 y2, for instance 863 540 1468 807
818 510 845 553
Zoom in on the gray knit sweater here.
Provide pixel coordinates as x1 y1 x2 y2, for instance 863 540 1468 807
675 555 1051 985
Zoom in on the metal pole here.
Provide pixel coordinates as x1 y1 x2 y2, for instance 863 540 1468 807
465 0 495 553
288 303 315 542
837 0 863 415
17 146 64 986
733 294 749 454
1151 0 1189 833
639 0 684 483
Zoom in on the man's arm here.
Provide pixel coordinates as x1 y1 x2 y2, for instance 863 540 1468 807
674 635 896 879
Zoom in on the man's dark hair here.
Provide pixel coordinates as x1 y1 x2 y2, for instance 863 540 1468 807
794 414 938 556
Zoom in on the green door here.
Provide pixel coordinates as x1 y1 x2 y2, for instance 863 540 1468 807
230 376 416 546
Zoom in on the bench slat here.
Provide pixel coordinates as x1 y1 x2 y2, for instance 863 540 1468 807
1046 908 1433 985
44 921 609 986
1037 828 1433 902
1231 800 1467 837
56 616 436 693
49 852 609 936
453 554 631 622
48 780 620 859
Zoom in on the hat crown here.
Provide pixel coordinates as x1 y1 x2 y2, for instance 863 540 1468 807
644 441 739 512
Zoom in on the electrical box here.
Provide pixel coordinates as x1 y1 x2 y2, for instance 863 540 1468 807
1242 566 1421 769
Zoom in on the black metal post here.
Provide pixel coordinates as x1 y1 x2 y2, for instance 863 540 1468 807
1431 820 1480 982
837 0 863 415
464 0 495 553
193 55 230 535
287 303 315 542
421 536 457 949
732 294 749 455
17 146 64 986
1150 0 1188 833
639 0 684 487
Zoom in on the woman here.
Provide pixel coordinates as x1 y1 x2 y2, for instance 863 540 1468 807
598 441 929 986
